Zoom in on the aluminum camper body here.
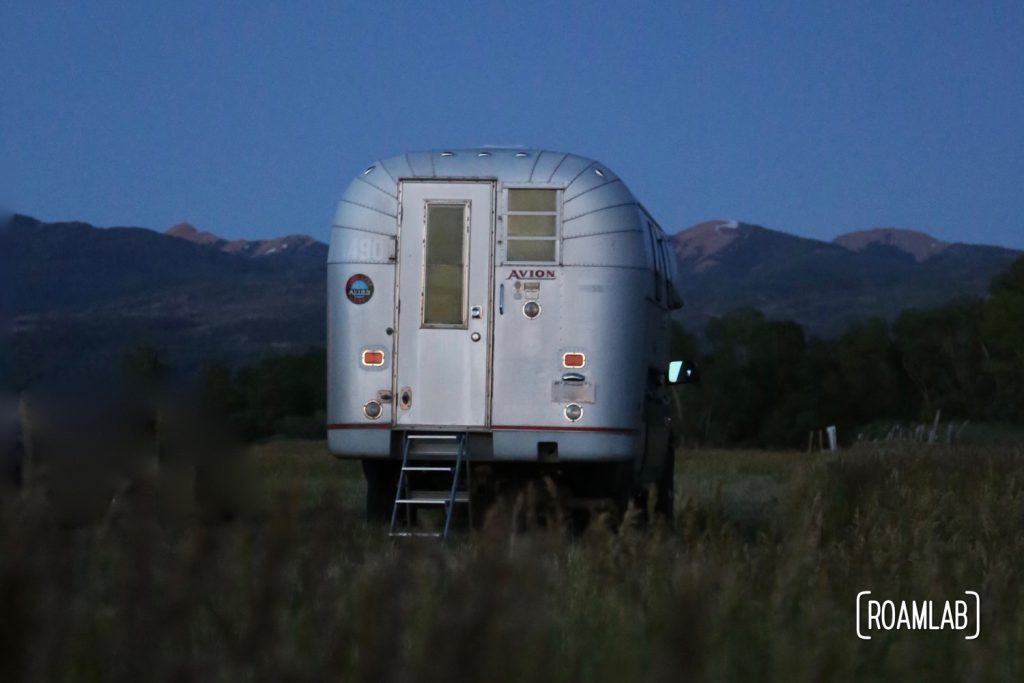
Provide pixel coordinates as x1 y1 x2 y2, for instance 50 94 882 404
327 149 685 472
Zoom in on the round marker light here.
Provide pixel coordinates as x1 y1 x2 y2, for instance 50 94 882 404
523 301 541 319
564 403 583 422
363 400 383 420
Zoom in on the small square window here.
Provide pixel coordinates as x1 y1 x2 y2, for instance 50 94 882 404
506 189 559 263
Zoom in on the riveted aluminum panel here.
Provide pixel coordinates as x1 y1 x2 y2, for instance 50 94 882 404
490 266 648 433
561 231 648 269
547 154 595 187
338 179 397 219
428 152 506 179
405 151 436 177
327 260 395 456
565 175 626 206
562 166 619 202
356 163 400 197
522 151 563 183
379 155 414 182
562 198 641 227
562 180 633 218
333 200 398 238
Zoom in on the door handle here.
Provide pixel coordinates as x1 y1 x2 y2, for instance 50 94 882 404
499 284 504 315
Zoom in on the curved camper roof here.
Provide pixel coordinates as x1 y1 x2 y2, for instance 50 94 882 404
332 148 684 303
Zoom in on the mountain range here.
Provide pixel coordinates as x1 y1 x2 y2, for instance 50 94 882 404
2 214 326 386
672 220 1021 337
3 213 1020 385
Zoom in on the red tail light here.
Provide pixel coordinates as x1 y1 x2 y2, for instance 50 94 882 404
362 350 385 366
562 352 586 368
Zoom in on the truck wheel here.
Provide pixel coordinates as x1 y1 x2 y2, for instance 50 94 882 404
362 460 399 523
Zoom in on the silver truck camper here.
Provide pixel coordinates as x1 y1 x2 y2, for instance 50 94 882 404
327 148 693 532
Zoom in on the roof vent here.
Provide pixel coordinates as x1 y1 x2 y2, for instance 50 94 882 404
440 151 454 157
363 165 375 175
477 152 491 157
594 168 605 177
515 152 529 158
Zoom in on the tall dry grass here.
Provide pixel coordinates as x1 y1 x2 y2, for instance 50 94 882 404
1 442 1022 682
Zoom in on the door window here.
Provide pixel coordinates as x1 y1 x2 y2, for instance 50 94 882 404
423 203 468 326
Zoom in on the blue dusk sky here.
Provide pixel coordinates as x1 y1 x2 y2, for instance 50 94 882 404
2 1 1022 247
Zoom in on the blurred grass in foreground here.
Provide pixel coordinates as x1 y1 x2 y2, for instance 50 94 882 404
2 441 1023 682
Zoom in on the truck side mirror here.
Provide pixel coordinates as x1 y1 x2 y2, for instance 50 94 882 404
667 360 699 385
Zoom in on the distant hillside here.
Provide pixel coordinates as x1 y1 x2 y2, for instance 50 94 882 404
4 214 327 386
672 220 1021 337
833 227 949 262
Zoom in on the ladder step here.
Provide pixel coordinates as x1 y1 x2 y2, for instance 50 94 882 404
402 466 453 472
389 531 443 538
408 449 460 457
397 490 470 504
407 434 459 440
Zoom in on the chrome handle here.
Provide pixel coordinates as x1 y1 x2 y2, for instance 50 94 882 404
499 284 504 315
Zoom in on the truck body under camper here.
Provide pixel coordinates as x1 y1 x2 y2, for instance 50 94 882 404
327 148 689 527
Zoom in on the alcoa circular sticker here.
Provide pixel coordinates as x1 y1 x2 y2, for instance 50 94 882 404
345 274 374 304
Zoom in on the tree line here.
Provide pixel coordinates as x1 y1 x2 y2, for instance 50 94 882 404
198 349 326 441
672 256 1024 448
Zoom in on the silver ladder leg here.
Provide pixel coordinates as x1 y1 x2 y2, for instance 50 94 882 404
388 435 413 536
441 434 466 541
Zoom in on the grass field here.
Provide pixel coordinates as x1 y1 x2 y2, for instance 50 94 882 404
2 440 1023 681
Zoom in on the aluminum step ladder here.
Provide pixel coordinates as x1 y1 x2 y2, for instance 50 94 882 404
389 433 471 540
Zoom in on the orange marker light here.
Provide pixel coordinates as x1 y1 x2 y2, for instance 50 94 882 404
362 350 385 366
562 352 586 368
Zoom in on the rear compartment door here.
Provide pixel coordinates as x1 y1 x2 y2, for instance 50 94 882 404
395 181 494 427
